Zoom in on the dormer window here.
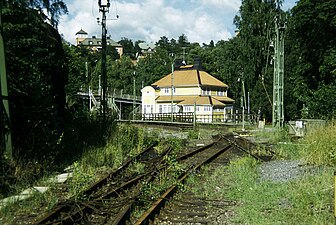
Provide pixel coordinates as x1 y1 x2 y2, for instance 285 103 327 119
202 88 211 96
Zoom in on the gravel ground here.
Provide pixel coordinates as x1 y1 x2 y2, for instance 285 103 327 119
259 159 318 183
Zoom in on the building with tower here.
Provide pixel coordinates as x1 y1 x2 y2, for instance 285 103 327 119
75 29 123 56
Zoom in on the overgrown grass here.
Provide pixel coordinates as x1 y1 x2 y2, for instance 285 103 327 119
191 157 333 225
254 127 291 144
187 121 336 224
298 121 336 166
0 124 161 223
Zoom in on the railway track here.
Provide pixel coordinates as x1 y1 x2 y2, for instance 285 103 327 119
34 133 273 224
134 134 273 225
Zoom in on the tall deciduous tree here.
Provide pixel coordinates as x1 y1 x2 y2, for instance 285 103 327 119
118 37 136 59
10 0 67 27
286 0 336 119
233 0 284 118
2 3 67 160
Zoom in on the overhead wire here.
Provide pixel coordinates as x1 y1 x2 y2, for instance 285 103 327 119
260 7 275 108
261 21 273 107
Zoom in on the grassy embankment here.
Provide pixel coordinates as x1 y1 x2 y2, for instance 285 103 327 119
0 124 183 224
189 121 336 224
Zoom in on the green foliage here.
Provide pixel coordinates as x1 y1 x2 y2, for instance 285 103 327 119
2 3 67 162
298 121 336 166
286 0 336 119
118 37 136 59
187 129 199 139
67 161 94 199
10 0 68 27
109 55 135 93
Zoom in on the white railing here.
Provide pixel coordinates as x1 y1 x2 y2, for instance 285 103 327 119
110 89 141 101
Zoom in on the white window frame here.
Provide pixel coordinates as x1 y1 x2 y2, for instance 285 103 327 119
204 106 211 112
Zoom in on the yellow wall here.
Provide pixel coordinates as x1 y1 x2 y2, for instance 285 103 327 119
177 87 201 95
158 86 201 96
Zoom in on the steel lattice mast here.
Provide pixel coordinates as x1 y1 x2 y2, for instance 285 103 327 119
272 16 285 128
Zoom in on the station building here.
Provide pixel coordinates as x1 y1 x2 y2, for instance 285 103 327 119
141 60 235 122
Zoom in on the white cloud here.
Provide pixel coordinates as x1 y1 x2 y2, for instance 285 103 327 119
200 0 240 11
59 0 239 45
58 0 298 47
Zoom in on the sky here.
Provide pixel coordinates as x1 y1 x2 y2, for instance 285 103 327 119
58 0 297 45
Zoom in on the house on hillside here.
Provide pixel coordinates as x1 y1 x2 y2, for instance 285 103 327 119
141 59 235 122
75 29 123 56
137 42 156 58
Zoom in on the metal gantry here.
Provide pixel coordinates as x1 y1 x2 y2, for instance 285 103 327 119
272 16 285 128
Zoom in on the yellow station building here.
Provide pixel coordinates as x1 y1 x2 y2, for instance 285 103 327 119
141 61 235 122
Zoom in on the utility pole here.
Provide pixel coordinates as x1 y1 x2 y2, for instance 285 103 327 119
170 53 175 122
133 71 136 120
272 15 285 128
0 5 12 159
98 0 110 120
171 62 174 122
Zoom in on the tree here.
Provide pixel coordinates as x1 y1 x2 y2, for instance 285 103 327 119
233 0 284 118
118 37 136 59
10 0 68 27
286 0 336 119
2 3 68 161
108 55 135 93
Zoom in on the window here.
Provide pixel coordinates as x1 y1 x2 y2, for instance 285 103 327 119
159 105 162 113
202 88 211 95
97 41 101 45
196 106 200 111
164 88 169 94
143 105 153 114
89 41 93 45
204 106 211 111
217 89 224 96
172 87 176 93
184 106 195 112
